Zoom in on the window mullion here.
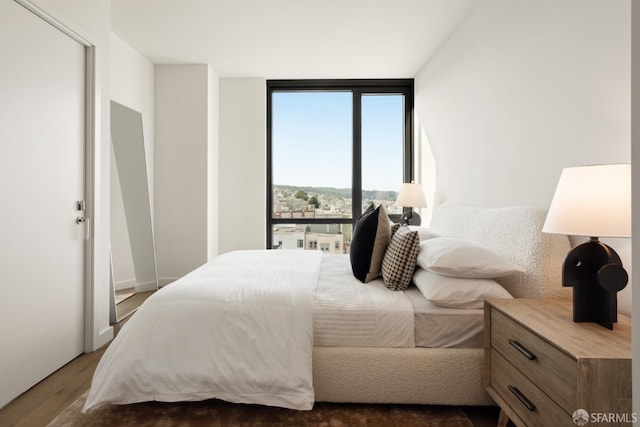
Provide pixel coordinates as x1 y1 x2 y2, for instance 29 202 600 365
352 90 362 225
404 90 414 183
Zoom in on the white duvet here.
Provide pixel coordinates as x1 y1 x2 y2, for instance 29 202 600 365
84 250 322 412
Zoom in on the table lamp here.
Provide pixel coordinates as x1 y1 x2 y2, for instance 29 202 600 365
396 182 427 225
542 164 631 329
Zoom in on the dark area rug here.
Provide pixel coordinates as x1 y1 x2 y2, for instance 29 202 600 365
48 392 474 426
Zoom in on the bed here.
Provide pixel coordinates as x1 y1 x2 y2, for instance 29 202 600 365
84 202 570 412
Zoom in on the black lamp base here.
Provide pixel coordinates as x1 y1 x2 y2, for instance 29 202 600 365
399 209 421 226
562 237 628 330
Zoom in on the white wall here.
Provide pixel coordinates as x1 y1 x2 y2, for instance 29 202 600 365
208 67 220 259
110 32 155 209
155 65 209 284
631 0 639 420
109 32 155 290
218 78 266 254
414 0 632 314
31 0 113 351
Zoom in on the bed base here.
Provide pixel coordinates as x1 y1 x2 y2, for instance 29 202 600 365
313 346 494 406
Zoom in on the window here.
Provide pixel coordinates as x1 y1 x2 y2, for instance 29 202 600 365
267 79 413 252
361 94 405 214
297 239 304 248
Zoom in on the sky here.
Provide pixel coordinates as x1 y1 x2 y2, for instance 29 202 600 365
272 91 403 192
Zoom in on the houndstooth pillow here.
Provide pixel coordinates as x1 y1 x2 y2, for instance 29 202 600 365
381 226 420 291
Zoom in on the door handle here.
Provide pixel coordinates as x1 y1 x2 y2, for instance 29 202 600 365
76 216 86 224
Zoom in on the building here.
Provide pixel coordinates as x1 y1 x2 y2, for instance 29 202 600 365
272 224 306 249
273 223 349 254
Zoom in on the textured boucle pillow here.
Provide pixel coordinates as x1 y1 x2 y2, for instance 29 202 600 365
350 204 391 283
428 202 570 298
381 225 420 291
416 237 525 279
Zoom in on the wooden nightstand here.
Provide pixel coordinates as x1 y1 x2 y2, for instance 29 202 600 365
484 298 632 427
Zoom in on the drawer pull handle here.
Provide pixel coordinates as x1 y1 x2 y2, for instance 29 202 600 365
508 385 536 411
508 339 536 360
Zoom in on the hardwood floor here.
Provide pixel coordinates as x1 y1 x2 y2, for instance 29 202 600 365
114 287 135 304
115 290 154 322
0 296 142 427
0 339 106 426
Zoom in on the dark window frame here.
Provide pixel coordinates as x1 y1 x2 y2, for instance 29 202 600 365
266 79 414 249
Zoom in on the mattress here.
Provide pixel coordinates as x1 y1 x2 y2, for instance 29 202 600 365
312 254 484 349
405 287 484 348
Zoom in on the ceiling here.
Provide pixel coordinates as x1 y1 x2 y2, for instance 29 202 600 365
111 0 476 79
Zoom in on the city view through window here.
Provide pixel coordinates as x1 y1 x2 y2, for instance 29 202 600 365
269 85 409 253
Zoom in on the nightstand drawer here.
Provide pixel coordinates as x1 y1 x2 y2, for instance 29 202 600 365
491 349 574 427
491 308 576 412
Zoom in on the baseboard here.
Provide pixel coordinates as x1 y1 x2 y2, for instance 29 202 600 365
158 277 179 288
134 281 159 292
114 278 136 291
90 325 114 351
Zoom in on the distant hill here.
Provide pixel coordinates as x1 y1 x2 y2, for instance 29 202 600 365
274 185 397 201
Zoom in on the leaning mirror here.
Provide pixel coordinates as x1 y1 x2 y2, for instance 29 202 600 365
110 100 158 322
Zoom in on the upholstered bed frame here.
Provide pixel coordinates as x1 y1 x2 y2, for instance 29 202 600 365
312 202 571 406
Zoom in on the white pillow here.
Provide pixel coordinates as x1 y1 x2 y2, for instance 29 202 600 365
413 268 513 309
389 224 438 241
416 237 525 278
408 226 439 241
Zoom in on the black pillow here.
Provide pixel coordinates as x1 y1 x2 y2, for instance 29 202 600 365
350 204 391 283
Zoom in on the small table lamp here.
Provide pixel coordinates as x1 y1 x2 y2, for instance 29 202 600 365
396 182 427 225
542 164 631 329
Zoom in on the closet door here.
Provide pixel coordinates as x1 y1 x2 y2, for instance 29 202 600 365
0 0 86 408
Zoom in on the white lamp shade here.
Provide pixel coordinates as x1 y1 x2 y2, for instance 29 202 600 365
396 183 427 208
542 164 631 237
